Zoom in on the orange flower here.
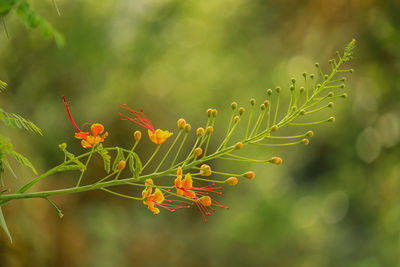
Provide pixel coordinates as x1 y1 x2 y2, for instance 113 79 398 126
75 123 108 148
142 178 190 214
148 129 173 145
119 104 172 144
142 179 165 214
174 168 196 198
174 167 229 222
62 96 108 149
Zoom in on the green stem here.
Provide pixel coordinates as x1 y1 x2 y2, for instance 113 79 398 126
142 145 161 170
76 147 95 187
155 130 182 172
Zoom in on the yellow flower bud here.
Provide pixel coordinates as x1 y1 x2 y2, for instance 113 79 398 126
134 131 142 141
271 125 279 132
301 138 309 145
239 107 245 116
185 124 191 132
271 157 282 165
206 126 214 135
235 142 243 150
118 160 126 170
212 109 218 117
231 102 237 110
194 147 203 157
178 118 186 129
200 164 212 176
196 127 205 137
243 171 255 180
225 177 238 186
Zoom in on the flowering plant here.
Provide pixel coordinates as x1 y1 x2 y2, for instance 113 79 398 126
0 40 355 242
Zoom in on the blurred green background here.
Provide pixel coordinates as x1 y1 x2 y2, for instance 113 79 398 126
0 0 400 266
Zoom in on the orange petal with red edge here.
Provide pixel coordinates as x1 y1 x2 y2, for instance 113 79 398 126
75 132 89 139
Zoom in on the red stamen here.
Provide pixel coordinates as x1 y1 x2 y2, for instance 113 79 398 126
119 104 155 133
62 96 81 132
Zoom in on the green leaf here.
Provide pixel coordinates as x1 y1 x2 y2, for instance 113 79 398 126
132 153 142 178
15 0 64 47
0 0 16 16
12 150 37 174
97 147 111 174
3 158 16 179
0 108 42 135
0 206 12 243
0 80 7 92
112 148 124 171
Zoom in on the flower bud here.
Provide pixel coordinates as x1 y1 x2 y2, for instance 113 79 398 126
310 74 315 79
235 142 243 150
206 126 214 135
267 88 272 95
341 93 348 98
306 131 314 137
200 164 212 176
328 92 334 97
271 125 279 132
231 102 238 110
117 160 126 170
324 74 329 80
328 117 335 123
225 177 238 186
194 147 203 157
185 124 191 132
177 118 186 129
302 72 307 77
243 171 255 180
300 109 306 115
300 87 305 93
290 85 295 91
291 77 296 84
239 107 245 116
207 109 213 117
250 98 256 106
264 100 269 107
276 86 281 93
328 102 334 108
234 115 240 123
260 104 266 110
271 157 282 165
212 109 218 117
301 138 309 145
134 131 142 141
59 143 67 150
196 127 205 137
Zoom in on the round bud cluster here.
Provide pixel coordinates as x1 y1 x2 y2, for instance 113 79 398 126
239 107 245 116
200 164 212 176
196 127 205 137
235 142 243 150
194 147 203 157
134 131 142 141
225 177 238 186
271 157 282 165
177 118 186 129
243 171 255 180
